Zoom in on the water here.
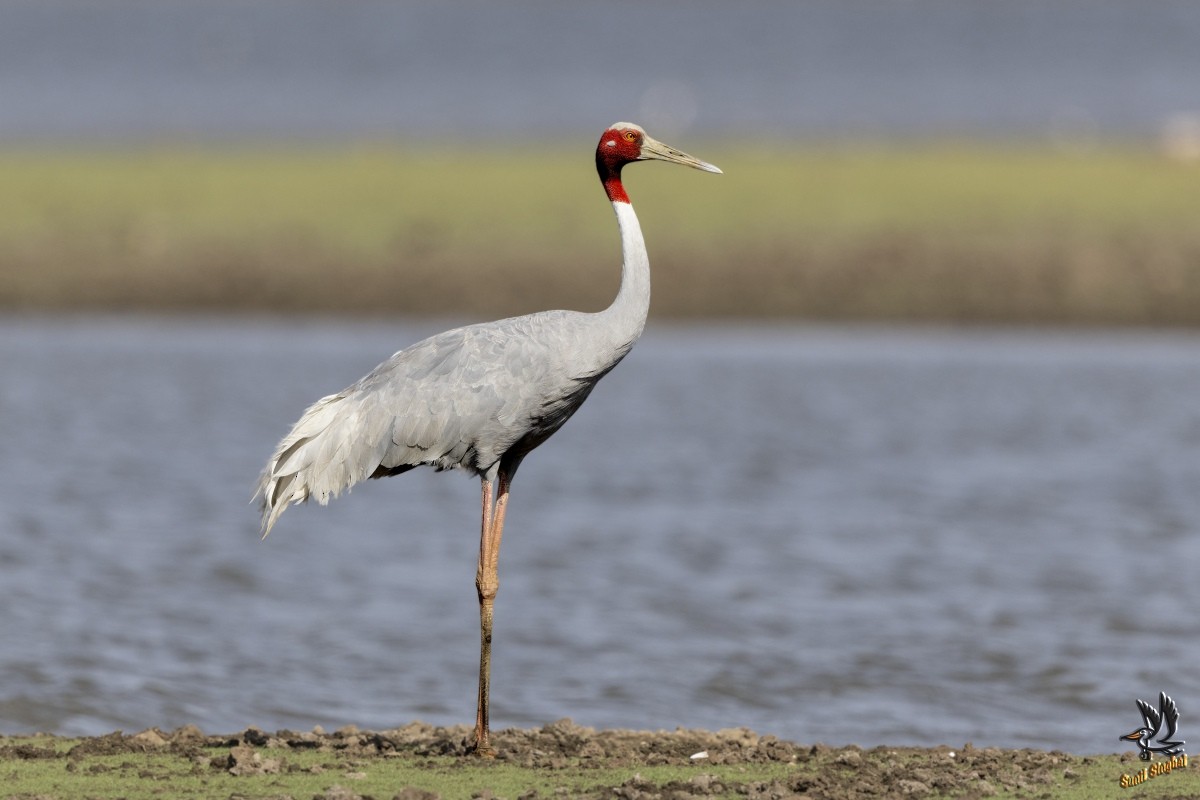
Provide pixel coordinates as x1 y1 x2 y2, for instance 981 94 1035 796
3 0 1200 141
1 316 1198 752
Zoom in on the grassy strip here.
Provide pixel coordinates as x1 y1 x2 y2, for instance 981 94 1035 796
1 723 1197 800
2 142 1199 323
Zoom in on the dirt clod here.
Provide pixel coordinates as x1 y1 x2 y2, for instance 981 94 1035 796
226 744 281 775
392 788 440 800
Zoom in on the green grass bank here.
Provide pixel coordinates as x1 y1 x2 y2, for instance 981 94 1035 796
2 141 1199 324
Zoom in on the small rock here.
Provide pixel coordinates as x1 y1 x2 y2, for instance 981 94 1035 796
834 749 862 766
171 724 206 745
317 785 362 800
895 779 929 795
392 789 440 800
579 740 604 758
131 728 168 748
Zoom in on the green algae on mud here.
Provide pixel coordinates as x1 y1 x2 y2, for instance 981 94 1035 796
3 143 1200 325
2 721 1197 800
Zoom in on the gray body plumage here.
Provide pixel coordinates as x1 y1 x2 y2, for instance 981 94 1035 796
256 201 649 535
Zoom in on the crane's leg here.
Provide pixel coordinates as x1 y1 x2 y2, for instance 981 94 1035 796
471 469 511 757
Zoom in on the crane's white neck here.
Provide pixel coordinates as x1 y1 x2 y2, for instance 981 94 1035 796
601 200 650 347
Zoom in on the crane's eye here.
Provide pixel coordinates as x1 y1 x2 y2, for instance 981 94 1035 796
623 131 638 142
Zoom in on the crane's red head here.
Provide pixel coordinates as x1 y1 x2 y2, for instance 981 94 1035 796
596 122 721 204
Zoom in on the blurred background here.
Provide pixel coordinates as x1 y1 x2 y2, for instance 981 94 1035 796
1 0 1199 752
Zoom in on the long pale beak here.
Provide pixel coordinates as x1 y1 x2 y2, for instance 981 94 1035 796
639 135 722 174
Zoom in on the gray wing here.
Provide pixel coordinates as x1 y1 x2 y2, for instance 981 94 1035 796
255 312 613 536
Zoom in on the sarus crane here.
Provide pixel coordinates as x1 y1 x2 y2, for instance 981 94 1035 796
256 122 720 756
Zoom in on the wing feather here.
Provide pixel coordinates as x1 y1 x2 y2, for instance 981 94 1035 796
256 310 620 536
257 323 520 534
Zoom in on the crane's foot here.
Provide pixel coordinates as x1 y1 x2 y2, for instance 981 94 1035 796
468 734 496 759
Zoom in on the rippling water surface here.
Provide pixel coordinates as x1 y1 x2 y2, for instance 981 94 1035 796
1 316 1198 752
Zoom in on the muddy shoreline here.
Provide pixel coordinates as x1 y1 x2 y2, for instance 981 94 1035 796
1 720 1161 799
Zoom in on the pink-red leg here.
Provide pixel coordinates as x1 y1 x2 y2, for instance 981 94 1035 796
471 469 511 757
